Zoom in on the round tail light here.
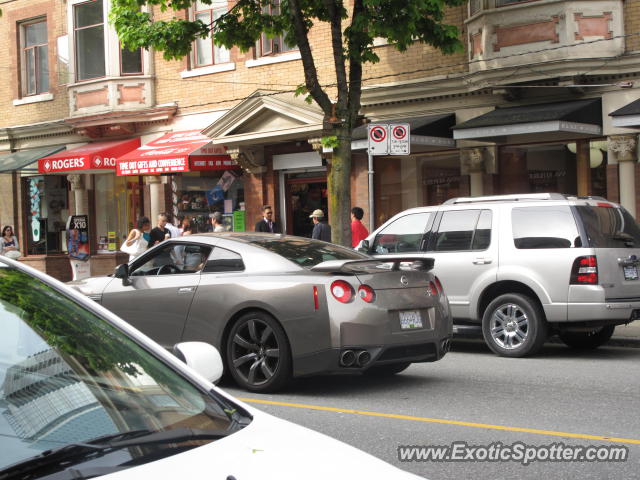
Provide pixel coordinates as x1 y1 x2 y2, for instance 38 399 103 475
358 284 376 303
434 276 444 294
331 280 354 303
428 281 438 297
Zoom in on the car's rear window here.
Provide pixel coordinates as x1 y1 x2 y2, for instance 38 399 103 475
512 206 580 249
575 205 640 248
249 237 367 267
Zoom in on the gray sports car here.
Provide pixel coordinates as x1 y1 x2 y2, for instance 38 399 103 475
71 233 452 392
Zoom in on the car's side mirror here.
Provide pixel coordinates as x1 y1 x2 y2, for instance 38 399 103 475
355 239 370 253
173 342 224 384
114 263 132 286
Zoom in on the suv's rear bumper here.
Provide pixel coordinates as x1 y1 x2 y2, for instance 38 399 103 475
567 301 640 323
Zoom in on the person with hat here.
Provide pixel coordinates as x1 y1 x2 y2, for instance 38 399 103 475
310 209 331 242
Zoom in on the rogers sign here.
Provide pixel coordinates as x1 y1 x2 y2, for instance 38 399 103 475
39 155 118 173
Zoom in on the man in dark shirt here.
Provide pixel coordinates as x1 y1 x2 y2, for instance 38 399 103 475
149 213 170 247
255 205 280 233
310 209 331 242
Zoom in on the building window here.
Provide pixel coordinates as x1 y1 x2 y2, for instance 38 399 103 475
193 1 230 67
24 176 69 256
258 0 296 57
21 20 49 96
120 44 143 75
74 0 105 81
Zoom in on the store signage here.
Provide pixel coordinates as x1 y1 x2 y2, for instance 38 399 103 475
389 123 410 155
116 130 237 176
38 138 140 173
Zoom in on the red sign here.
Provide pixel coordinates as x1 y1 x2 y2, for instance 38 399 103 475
116 130 235 176
38 138 140 174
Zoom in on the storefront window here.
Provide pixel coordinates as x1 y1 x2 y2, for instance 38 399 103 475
174 171 244 233
498 141 607 197
95 174 138 253
375 152 462 227
24 176 69 255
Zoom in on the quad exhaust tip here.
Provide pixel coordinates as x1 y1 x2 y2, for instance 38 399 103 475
340 349 372 367
340 350 356 367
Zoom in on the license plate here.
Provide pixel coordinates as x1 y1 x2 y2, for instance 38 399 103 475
399 310 423 330
623 265 638 281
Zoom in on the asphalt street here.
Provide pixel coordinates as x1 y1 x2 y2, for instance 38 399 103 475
223 339 640 480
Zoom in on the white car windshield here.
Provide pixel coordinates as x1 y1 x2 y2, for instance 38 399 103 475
0 266 247 476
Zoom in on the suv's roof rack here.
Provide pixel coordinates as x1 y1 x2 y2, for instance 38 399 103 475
443 193 567 205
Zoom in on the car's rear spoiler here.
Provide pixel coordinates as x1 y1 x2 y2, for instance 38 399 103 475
310 257 434 274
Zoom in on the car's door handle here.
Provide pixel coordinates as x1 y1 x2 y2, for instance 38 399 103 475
472 257 492 265
178 287 196 294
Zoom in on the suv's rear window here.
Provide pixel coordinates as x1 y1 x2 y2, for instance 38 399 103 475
512 206 580 249
575 206 640 248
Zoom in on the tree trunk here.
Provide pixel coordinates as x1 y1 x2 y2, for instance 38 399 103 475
328 125 352 246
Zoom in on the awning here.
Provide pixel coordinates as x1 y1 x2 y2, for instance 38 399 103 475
352 114 456 151
38 138 141 174
453 98 602 143
609 98 640 128
116 130 236 176
0 146 65 173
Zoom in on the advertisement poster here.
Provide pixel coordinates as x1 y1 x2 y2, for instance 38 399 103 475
66 215 90 261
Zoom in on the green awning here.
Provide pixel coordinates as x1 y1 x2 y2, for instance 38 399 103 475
0 145 66 173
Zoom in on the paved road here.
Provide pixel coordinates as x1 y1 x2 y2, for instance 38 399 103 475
223 339 640 480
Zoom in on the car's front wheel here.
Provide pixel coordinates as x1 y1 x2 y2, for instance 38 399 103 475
482 293 547 357
558 325 615 349
226 311 291 393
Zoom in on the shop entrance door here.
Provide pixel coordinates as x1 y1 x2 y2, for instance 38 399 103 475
284 173 328 237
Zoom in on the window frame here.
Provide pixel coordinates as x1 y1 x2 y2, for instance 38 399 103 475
20 18 49 97
429 209 493 253
73 0 106 82
119 42 143 76
372 212 434 254
192 2 230 68
257 0 297 58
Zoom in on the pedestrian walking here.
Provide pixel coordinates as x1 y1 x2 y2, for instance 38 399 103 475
121 217 151 260
310 209 331 242
1 226 20 259
211 211 226 232
149 213 171 247
350 206 369 248
255 205 280 233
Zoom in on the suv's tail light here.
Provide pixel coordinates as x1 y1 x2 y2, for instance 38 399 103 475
571 255 598 284
358 285 376 303
331 280 354 303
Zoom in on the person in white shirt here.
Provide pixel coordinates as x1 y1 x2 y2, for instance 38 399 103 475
164 212 181 238
211 212 225 232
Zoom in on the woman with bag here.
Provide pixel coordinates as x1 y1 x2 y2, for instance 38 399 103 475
1 226 20 260
121 217 151 261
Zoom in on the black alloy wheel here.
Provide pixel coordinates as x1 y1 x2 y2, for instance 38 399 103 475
226 311 291 393
558 325 615 349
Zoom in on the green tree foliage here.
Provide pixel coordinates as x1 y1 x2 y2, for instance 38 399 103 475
111 0 464 245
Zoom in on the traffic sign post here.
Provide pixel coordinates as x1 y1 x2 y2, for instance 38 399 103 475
389 123 410 155
367 124 389 155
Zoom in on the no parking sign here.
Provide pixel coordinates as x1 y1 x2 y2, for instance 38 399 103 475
390 123 410 155
367 123 410 155
367 124 389 155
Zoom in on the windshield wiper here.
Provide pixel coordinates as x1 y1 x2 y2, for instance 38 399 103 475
0 428 230 480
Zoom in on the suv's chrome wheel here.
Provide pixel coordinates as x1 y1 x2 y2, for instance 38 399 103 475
489 303 529 350
482 293 548 357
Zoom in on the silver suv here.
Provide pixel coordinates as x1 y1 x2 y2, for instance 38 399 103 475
359 193 640 357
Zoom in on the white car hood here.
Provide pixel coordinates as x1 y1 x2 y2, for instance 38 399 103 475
101 408 424 480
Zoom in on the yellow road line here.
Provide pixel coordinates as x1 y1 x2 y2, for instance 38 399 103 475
238 398 640 445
